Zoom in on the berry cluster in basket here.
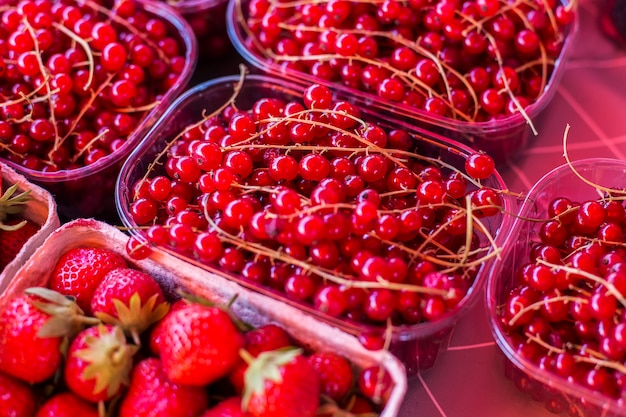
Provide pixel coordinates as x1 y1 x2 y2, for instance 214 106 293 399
125 80 505 332
0 0 187 172
235 0 576 122
0 246 393 417
500 194 626 405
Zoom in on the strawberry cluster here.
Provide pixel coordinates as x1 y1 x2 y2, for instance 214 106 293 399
0 246 394 417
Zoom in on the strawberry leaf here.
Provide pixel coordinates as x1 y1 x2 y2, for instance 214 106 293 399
27 287 100 338
95 293 170 344
0 183 31 223
73 325 139 398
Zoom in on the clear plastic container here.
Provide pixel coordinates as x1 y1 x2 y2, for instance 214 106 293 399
487 159 626 417
0 0 198 220
116 73 513 375
0 218 407 417
226 0 579 163
166 0 231 60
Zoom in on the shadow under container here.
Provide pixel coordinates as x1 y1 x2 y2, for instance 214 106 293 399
116 74 514 376
487 159 626 417
167 0 232 60
226 0 579 164
1 0 198 221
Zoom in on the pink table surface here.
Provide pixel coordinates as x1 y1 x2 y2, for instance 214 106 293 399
398 0 626 415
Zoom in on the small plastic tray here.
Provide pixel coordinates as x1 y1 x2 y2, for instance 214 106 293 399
116 73 513 375
0 0 198 220
0 218 407 417
0 162 59 295
226 0 579 163
487 158 626 417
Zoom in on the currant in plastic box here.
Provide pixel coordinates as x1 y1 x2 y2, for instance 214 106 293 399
0 218 408 417
225 0 579 163
116 73 514 375
0 162 59 295
0 0 198 220
487 159 626 417
166 0 231 60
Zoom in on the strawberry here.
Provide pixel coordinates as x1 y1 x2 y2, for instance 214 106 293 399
307 352 354 402
91 267 169 343
229 324 293 393
200 397 250 417
48 247 127 314
242 348 320 417
119 357 209 417
64 324 139 403
35 392 99 417
0 219 39 270
148 299 187 356
0 288 97 383
0 372 37 417
159 302 245 386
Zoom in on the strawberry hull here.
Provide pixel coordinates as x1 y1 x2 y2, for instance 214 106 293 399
0 162 60 295
0 218 407 417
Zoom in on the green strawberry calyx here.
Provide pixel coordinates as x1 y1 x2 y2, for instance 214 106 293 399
25 287 101 339
0 183 31 230
95 292 170 345
73 324 140 398
241 347 303 411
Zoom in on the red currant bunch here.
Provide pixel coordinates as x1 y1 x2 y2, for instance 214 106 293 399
499 194 626 407
235 0 576 123
126 80 504 332
0 0 188 173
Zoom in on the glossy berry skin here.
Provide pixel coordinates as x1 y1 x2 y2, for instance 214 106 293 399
0 295 62 383
48 247 127 314
0 372 37 417
119 358 209 417
307 351 354 401
35 392 99 417
159 303 245 386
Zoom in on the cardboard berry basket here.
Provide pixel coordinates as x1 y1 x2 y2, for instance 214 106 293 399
0 0 198 220
116 73 514 375
226 0 579 163
0 218 407 417
0 162 60 295
487 158 626 417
